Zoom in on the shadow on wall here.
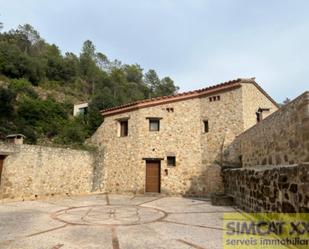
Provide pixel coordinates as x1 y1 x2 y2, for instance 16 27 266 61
184 132 242 197
220 91 309 211
183 164 224 197
225 91 309 168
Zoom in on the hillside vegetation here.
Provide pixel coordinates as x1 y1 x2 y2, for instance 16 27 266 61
0 24 179 147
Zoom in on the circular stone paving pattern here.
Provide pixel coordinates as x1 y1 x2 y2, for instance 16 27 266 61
51 205 166 226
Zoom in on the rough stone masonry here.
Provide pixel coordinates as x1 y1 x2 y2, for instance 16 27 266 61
223 91 309 212
0 143 102 200
90 78 278 196
0 80 307 211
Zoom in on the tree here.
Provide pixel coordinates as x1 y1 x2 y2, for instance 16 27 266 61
55 116 87 145
0 41 30 79
0 15 3 31
80 40 99 94
17 24 41 45
144 69 160 97
86 88 116 134
0 87 16 118
0 23 180 146
283 97 291 105
62 52 79 81
153 76 179 97
123 64 144 84
17 97 68 138
96 52 109 71
44 44 66 81
81 40 96 59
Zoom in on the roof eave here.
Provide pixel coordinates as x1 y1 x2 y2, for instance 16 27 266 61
101 83 242 117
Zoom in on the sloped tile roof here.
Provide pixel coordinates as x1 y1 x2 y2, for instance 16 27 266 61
101 78 278 117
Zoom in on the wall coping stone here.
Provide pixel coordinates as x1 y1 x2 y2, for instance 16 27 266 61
224 162 309 172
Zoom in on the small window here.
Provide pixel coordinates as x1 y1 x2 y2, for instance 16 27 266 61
256 112 261 123
149 119 160 131
120 120 128 137
167 156 176 166
203 120 209 133
209 95 220 102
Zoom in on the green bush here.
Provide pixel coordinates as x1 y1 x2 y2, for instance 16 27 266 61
0 86 16 118
9 78 38 98
17 96 68 138
54 116 87 145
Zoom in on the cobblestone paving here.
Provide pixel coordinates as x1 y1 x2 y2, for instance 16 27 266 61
0 194 237 249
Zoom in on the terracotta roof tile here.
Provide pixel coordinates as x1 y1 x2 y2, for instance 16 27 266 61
101 78 278 117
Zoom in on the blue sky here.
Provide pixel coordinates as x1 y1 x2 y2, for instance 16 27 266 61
1 0 308 102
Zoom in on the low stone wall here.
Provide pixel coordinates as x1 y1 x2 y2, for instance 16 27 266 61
224 91 309 167
224 163 309 212
0 143 103 200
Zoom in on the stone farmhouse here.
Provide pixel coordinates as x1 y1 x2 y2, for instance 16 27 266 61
89 78 279 196
1 78 308 213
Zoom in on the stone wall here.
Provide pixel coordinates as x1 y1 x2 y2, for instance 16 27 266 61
241 82 278 131
0 143 101 200
90 81 277 196
225 91 309 167
223 163 309 212
223 91 309 212
91 97 207 195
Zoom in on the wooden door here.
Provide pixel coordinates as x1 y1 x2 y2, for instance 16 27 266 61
145 161 160 193
0 155 5 184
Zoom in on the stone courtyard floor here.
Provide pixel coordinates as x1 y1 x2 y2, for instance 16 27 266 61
0 194 237 249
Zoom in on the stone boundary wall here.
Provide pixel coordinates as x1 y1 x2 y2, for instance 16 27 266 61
224 91 309 167
0 143 103 201
224 163 309 212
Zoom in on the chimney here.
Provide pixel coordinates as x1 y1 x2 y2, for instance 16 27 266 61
6 134 26 145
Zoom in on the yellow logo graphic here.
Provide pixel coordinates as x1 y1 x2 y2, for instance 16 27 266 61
223 213 309 249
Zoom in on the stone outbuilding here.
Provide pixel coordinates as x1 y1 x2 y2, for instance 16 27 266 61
90 78 279 196
6 134 26 145
73 102 88 116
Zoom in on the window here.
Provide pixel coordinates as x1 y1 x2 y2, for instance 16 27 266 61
256 107 270 123
167 156 176 166
256 112 261 123
203 120 209 133
149 119 160 131
120 120 128 137
146 117 162 131
209 95 221 102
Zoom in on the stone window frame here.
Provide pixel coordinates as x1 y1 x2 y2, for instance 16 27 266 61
167 156 176 167
146 117 162 132
256 107 270 123
203 120 209 133
116 117 130 137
